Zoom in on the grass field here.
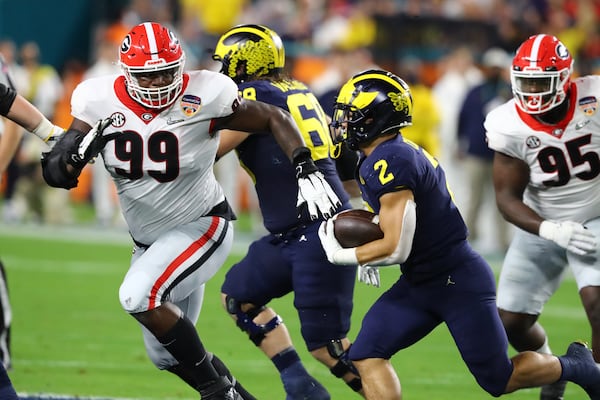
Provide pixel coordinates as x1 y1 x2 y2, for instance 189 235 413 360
0 221 591 399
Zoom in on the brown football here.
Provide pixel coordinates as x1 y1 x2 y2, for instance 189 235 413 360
333 209 383 248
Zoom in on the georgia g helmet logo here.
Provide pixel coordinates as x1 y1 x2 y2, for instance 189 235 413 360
120 35 132 54
556 43 569 59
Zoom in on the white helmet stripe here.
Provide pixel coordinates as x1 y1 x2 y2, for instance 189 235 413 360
529 34 547 67
143 22 159 59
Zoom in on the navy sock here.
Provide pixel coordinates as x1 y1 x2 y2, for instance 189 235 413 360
272 347 303 373
278 359 330 399
558 355 576 382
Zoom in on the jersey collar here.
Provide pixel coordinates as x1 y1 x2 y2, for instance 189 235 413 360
515 82 577 138
114 74 190 123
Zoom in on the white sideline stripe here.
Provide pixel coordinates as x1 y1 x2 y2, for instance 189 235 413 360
1 256 122 274
2 255 122 275
0 224 131 245
0 223 253 253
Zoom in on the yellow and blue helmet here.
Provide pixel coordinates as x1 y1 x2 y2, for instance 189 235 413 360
330 69 413 150
213 24 285 83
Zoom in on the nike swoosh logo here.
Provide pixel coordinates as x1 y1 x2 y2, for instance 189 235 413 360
166 118 185 125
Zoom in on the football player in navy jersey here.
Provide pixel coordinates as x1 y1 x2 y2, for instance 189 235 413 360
318 69 600 399
213 25 362 399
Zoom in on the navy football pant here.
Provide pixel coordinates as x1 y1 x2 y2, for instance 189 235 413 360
349 247 513 396
222 222 356 351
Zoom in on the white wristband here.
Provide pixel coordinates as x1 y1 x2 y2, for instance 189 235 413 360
539 220 557 241
32 118 59 142
333 248 358 265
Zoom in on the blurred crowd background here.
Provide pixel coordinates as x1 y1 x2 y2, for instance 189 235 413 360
0 0 598 254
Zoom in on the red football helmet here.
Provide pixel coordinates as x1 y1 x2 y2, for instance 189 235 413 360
119 22 185 108
511 34 573 114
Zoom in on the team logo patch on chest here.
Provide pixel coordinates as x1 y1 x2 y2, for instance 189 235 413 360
110 112 126 127
180 95 202 116
526 136 541 149
578 96 598 116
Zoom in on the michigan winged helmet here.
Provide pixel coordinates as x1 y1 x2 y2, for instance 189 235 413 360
330 69 413 150
212 24 285 83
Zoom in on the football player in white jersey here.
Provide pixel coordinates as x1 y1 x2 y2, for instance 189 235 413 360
485 34 600 400
40 22 340 400
0 66 64 400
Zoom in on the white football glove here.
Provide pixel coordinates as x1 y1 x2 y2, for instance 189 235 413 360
297 171 341 220
358 265 380 287
293 146 340 220
539 220 597 256
318 218 358 265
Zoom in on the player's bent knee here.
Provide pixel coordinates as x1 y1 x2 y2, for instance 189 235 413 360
119 272 155 313
471 360 511 397
225 295 282 346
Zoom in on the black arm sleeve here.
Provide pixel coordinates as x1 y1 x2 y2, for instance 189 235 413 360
41 129 85 189
0 82 17 117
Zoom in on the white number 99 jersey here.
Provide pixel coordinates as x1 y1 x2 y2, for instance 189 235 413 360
485 75 600 224
71 70 240 244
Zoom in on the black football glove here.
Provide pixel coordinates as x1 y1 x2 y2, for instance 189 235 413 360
68 117 117 169
293 146 341 220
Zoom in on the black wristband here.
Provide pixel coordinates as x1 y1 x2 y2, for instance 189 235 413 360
292 146 317 179
292 146 311 163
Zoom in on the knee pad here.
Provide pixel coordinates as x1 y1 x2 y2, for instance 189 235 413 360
225 295 282 346
119 271 155 313
327 339 362 392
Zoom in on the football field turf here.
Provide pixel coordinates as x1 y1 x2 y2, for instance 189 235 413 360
0 223 590 399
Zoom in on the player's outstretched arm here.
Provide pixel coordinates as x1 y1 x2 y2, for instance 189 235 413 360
214 99 304 159
0 119 22 176
215 99 340 218
0 82 64 176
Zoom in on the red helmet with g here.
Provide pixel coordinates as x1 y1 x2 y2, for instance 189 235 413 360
119 22 185 109
511 34 573 114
